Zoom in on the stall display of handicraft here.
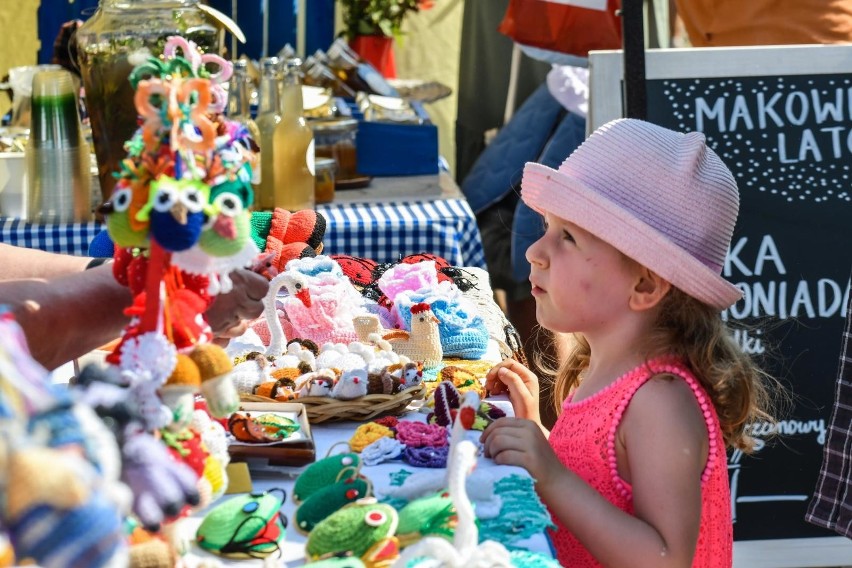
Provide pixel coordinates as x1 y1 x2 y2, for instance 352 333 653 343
0 27 554 565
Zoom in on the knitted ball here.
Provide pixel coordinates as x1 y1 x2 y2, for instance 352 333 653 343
305 501 398 560
189 344 233 381
164 354 202 388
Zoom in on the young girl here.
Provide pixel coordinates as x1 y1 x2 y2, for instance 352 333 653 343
481 118 773 568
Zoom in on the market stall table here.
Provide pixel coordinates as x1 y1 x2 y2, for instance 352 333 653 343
180 400 555 566
0 173 486 269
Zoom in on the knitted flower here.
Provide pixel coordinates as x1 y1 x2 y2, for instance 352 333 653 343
394 421 448 449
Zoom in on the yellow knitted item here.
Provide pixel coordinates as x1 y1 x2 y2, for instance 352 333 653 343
350 423 394 453
189 344 233 381
164 354 202 388
6 448 89 520
128 539 174 568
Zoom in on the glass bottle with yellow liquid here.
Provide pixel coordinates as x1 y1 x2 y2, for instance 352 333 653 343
273 60 315 211
254 57 281 211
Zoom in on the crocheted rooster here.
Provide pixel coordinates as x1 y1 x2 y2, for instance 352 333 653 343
383 303 443 368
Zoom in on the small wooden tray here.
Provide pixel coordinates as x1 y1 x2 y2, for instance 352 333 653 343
227 402 316 467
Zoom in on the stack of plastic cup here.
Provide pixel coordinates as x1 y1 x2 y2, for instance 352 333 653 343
25 69 91 223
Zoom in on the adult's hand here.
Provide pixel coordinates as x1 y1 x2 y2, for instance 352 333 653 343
204 269 269 339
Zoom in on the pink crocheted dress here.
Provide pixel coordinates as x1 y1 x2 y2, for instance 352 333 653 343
547 357 732 567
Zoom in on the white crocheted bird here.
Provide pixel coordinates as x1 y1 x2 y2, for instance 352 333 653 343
331 368 369 400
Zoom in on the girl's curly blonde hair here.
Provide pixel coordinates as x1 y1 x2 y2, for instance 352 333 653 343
549 287 779 453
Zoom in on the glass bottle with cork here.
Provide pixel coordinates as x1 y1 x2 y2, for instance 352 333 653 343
273 59 315 211
253 57 281 211
227 59 261 145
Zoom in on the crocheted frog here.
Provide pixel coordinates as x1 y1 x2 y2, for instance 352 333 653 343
305 500 399 566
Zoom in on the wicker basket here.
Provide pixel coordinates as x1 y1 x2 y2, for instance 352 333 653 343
241 383 427 424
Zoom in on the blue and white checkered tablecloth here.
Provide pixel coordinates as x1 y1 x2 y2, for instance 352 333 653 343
317 198 485 268
0 198 486 268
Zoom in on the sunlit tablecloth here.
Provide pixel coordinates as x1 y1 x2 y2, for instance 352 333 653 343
0 197 486 269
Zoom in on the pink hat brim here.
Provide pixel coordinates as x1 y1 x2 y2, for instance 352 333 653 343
522 162 742 310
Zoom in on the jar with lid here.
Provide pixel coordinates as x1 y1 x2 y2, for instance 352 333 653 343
310 118 358 182
314 157 336 204
75 0 222 201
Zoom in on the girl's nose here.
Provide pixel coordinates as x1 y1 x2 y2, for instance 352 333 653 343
526 236 546 268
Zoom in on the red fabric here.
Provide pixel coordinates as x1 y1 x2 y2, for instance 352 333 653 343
499 0 622 57
547 357 732 567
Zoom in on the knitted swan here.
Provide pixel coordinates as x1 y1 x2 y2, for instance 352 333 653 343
393 392 558 568
263 257 366 354
392 439 513 568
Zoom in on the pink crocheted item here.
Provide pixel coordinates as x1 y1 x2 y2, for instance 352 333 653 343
548 356 731 567
250 310 295 346
395 421 448 448
377 261 439 304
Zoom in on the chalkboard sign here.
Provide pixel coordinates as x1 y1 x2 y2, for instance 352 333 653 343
589 46 852 543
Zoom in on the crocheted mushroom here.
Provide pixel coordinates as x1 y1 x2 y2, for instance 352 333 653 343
161 354 202 430
189 344 238 418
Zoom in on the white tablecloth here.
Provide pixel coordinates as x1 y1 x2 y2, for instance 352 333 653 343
180 398 554 567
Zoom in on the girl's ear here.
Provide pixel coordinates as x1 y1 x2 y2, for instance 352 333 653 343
629 268 671 312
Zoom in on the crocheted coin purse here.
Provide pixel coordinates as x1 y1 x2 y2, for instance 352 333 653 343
293 450 362 503
195 489 287 558
294 470 371 533
305 500 399 565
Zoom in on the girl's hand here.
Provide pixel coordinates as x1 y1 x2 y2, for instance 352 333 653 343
481 417 562 487
485 359 540 421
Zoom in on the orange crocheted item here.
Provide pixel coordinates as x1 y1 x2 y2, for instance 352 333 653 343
547 357 732 567
261 209 327 278
164 354 202 388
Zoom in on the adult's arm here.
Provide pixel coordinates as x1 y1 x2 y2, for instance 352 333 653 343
0 264 132 370
0 243 93 280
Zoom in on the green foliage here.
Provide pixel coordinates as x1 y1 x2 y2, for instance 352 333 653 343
338 0 435 40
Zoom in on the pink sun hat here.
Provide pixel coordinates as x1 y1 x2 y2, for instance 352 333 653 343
521 118 742 310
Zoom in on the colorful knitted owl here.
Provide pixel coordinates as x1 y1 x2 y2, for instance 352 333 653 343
99 180 150 249
137 176 211 252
